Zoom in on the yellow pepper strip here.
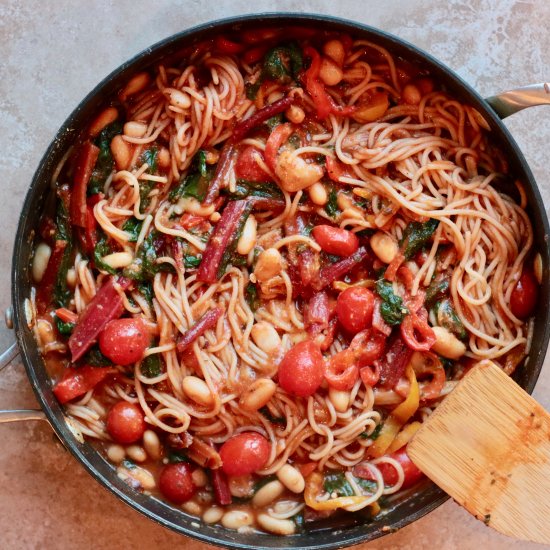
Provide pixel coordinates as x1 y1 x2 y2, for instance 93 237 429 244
387 421 422 454
370 501 381 516
368 365 419 458
304 472 369 511
333 279 376 292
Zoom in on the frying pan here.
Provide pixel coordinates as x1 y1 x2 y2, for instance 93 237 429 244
2 13 550 549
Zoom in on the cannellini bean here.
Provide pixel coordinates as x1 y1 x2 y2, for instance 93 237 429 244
203 506 224 524
101 251 134 269
257 513 296 535
267 91 284 104
182 501 202 515
191 468 208 488
89 106 118 137
276 464 305 493
111 134 133 170
275 150 324 192
124 121 148 138
328 388 350 413
323 39 345 66
32 243 52 283
142 430 161 460
254 248 283 282
252 480 285 507
370 232 399 264
106 444 126 464
229 475 255 498
308 182 328 206
36 319 55 347
285 104 305 124
402 83 421 105
239 378 277 411
319 57 343 86
66 268 77 287
250 322 281 354
126 445 147 463
119 465 156 490
431 326 466 359
534 253 543 285
221 510 254 530
237 215 257 255
175 197 215 216
120 72 151 101
168 89 191 109
182 376 214 407
157 147 171 168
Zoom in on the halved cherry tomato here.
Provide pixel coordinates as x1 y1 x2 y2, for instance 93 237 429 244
220 432 271 476
400 313 436 352
235 146 271 182
159 463 196 504
99 317 149 366
312 225 359 257
278 340 325 397
106 401 145 444
336 287 375 334
53 366 114 404
510 269 538 319
325 348 359 390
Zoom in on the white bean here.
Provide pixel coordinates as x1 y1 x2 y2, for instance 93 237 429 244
402 83 421 105
370 232 398 264
124 121 148 138
257 513 296 535
182 376 214 407
120 72 151 101
229 475 255 498
328 388 350 413
66 268 77 287
126 445 147 463
239 378 277 411
101 251 133 269
250 322 281 354
221 510 253 530
175 197 215 217
319 57 343 86
308 182 328 206
276 464 305 494
182 501 202 515
106 444 126 463
168 89 191 109
143 429 161 460
36 319 55 347
237 215 257 255
252 480 285 507
323 39 345 66
111 134 133 170
285 105 305 124
158 147 171 168
89 107 118 137
534 253 543 285
203 506 224 524
32 243 52 283
431 326 466 359
254 248 283 282
191 468 209 488
118 465 156 490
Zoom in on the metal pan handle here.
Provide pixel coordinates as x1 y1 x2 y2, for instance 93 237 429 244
0 308 47 424
486 82 550 119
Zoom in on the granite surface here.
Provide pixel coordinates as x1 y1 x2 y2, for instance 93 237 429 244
1 1 550 548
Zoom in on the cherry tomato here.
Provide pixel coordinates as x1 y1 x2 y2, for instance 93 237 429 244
312 225 359 257
99 317 149 366
336 287 375 334
220 432 271 476
106 401 145 444
510 269 538 319
278 340 325 397
235 146 271 182
159 463 196 504
377 447 424 489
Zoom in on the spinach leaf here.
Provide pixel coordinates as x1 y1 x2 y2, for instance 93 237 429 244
245 282 260 312
141 354 163 378
139 181 156 213
400 218 439 260
265 114 283 131
262 43 303 83
376 279 408 325
425 274 450 309
253 475 278 493
195 149 208 178
292 512 305 531
137 282 153 307
55 317 75 335
54 198 71 242
217 203 252 278
141 147 158 174
224 179 283 201
259 406 286 425
169 172 210 203
123 230 175 282
324 472 377 497
167 450 189 464
94 236 117 275
82 346 113 367
184 255 202 269
53 199 73 307
325 187 339 218
246 81 261 100
89 120 123 195
360 423 383 440
435 298 467 340
122 217 143 242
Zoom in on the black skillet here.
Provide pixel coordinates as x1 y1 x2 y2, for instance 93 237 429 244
2 13 550 550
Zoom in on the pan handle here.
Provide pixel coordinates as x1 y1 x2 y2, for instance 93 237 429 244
0 310 47 424
485 82 550 118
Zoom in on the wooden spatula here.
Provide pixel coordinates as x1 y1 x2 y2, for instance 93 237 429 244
407 360 550 544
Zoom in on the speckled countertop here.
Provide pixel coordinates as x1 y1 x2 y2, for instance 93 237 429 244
1 1 550 549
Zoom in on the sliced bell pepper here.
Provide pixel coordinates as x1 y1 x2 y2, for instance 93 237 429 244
53 366 115 404
304 471 369 511
70 141 100 228
176 307 224 352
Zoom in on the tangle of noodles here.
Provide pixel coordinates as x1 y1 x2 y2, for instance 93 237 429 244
30 26 540 535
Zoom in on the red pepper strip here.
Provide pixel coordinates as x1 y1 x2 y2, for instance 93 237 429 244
243 45 269 65
384 250 405 282
78 205 98 256
36 240 68 312
325 348 359 390
53 366 115 404
68 276 132 362
350 328 387 367
176 307 224 353
415 352 445 400
264 122 294 172
70 142 99 228
247 196 286 211
211 468 232 506
360 363 381 387
196 200 250 283
55 307 78 324
241 28 281 44
305 291 337 351
303 46 356 120
312 246 369 291
180 213 206 230
214 36 245 54
400 313 436 352
372 297 392 337
377 334 413 388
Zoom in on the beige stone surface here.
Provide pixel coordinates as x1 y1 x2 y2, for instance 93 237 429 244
1 1 550 548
